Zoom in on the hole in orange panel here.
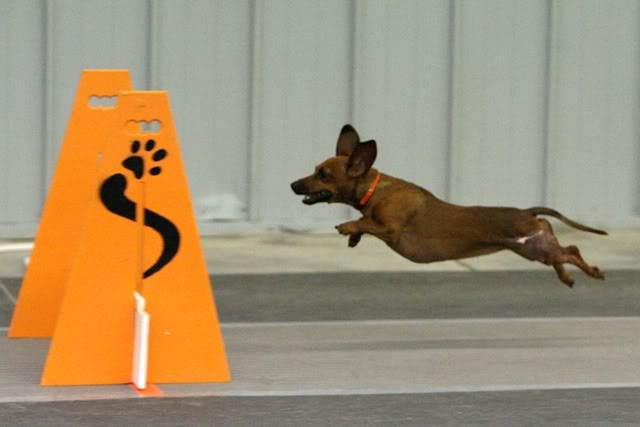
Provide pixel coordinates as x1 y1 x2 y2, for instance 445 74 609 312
149 120 161 133
125 120 141 135
124 120 162 135
88 95 118 109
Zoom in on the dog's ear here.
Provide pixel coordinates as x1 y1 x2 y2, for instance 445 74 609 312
347 140 377 178
336 124 360 156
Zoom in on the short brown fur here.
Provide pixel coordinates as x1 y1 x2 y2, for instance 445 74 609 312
291 124 607 287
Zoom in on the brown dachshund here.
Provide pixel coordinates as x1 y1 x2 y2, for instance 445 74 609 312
291 124 607 287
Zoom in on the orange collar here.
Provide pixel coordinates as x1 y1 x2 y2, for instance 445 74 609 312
359 171 381 207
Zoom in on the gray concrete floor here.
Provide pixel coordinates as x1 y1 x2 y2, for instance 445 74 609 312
3 388 640 427
0 229 638 426
1 227 638 276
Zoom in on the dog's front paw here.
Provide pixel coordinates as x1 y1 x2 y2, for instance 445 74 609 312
348 233 362 248
335 221 359 236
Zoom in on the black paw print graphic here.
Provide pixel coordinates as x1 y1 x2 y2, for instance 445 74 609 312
99 139 180 279
122 139 168 179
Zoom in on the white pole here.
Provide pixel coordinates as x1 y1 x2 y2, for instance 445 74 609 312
132 291 150 389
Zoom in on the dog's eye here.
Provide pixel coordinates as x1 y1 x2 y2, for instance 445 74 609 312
318 169 329 180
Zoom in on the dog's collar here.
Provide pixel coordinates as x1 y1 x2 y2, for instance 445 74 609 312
359 171 381 207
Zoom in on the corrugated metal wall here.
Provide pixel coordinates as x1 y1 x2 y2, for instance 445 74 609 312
1 0 638 237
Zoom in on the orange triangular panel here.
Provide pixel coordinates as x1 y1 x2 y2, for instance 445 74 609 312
9 70 132 338
41 91 230 385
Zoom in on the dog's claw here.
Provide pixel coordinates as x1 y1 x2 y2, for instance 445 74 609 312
592 266 605 280
336 222 354 236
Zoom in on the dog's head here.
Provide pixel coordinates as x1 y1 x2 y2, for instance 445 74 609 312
290 124 377 205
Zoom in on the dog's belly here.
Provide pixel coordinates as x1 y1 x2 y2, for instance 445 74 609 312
388 233 504 263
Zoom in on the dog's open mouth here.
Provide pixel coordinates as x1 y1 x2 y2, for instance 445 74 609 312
302 190 333 205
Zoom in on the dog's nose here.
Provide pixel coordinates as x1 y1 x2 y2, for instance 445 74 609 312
290 180 305 194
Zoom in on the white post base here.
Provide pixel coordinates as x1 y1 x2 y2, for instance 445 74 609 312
132 291 150 389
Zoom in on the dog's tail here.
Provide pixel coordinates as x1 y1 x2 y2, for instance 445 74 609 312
527 207 608 235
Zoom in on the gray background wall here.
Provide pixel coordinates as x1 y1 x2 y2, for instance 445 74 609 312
0 0 638 238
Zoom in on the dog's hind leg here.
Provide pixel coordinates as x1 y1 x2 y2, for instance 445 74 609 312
508 219 604 286
553 263 575 287
562 245 605 280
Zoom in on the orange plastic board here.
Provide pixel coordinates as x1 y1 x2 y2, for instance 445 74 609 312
9 70 132 338
41 91 230 385
40 182 142 385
